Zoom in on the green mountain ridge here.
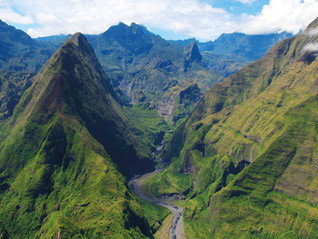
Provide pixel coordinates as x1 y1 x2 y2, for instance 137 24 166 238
0 20 62 72
0 32 157 238
145 17 318 238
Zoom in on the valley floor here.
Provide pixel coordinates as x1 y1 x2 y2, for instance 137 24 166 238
129 170 185 239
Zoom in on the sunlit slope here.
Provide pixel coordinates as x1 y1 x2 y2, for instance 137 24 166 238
148 17 318 238
0 33 154 238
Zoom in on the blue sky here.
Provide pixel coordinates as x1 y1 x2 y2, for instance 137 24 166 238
0 0 317 41
204 0 270 16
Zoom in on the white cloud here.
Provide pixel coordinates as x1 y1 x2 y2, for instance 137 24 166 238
0 0 230 40
305 27 318 36
302 42 318 52
235 0 318 35
0 0 317 41
0 7 34 24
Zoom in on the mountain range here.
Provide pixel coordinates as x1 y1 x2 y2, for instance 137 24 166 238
0 20 291 125
0 16 317 238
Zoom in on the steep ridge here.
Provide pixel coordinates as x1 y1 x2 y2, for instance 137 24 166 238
0 71 35 119
0 20 61 72
0 20 36 67
147 17 318 238
0 33 154 238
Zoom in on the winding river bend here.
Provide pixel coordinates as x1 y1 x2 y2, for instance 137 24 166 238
128 144 185 239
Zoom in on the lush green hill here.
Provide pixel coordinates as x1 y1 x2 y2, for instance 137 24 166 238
145 17 318 238
0 32 160 238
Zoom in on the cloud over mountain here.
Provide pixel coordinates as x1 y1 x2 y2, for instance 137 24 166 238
302 42 318 52
1 0 317 40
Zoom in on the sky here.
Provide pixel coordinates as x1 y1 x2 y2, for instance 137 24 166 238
0 0 318 41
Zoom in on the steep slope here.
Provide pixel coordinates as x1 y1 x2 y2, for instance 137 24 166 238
146 17 318 238
0 71 35 119
0 20 35 67
0 20 61 72
0 33 155 238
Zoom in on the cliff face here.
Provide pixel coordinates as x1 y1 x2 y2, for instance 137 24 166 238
154 83 202 124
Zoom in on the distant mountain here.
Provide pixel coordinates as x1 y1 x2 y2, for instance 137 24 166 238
146 17 318 238
0 20 63 72
200 32 293 60
35 34 71 43
0 20 35 67
86 22 223 124
0 33 156 238
172 32 293 77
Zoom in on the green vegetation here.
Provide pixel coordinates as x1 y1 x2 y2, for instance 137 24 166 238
145 17 318 238
134 194 170 234
0 33 159 238
0 15 317 239
123 104 171 160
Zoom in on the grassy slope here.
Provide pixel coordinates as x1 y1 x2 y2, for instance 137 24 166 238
0 33 158 238
145 18 318 238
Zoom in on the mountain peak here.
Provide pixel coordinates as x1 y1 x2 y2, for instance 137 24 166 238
101 22 153 55
63 32 92 52
67 32 85 44
184 42 202 62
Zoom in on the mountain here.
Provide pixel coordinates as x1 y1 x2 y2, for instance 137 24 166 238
86 22 223 124
0 20 36 67
0 21 222 124
0 20 63 72
172 32 293 77
0 33 158 238
200 32 293 61
145 17 318 238
0 71 35 119
0 20 292 125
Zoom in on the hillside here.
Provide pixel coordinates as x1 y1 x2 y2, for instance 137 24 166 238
0 33 157 238
0 20 62 72
145 17 318 238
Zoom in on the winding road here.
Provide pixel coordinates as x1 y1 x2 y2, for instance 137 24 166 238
129 170 185 239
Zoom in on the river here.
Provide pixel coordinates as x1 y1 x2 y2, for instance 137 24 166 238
128 144 185 239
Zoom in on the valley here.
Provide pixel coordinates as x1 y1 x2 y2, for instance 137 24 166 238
128 142 184 239
0 15 317 239
129 170 184 239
